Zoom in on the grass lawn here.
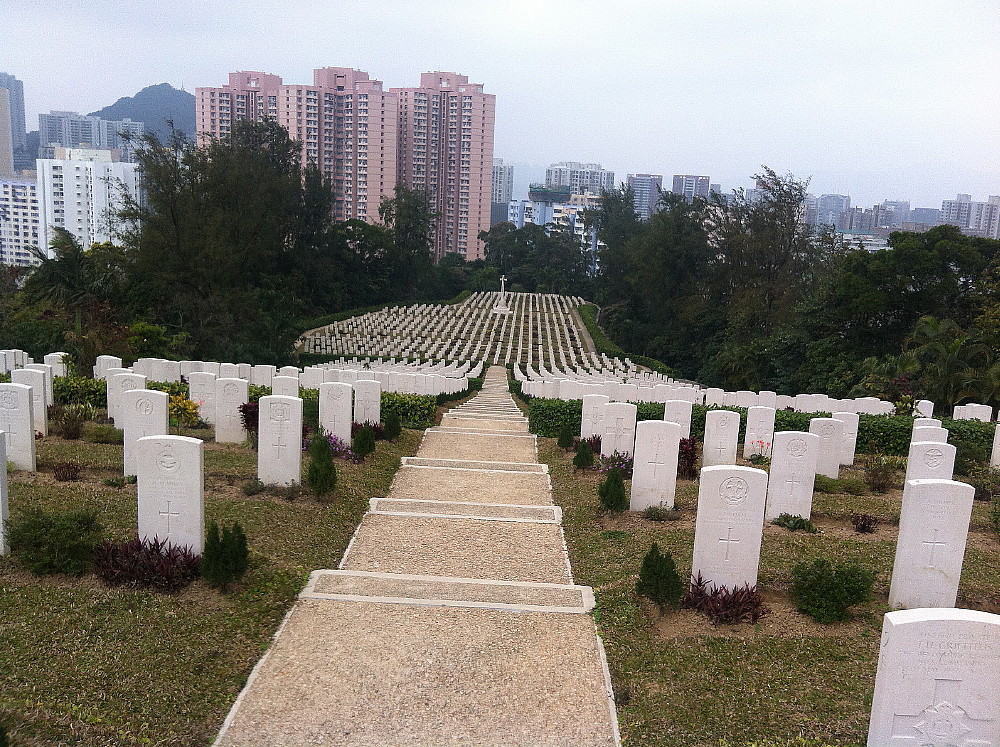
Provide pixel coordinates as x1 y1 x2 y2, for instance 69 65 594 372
0 427 422 747
538 440 1000 747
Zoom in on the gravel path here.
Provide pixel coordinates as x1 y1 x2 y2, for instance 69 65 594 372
214 366 619 746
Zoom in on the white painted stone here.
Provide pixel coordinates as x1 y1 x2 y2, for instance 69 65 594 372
186 371 218 425
743 406 776 460
258 395 302 485
832 411 860 466
867 608 1000 747
0 384 35 471
353 379 382 426
43 352 68 378
11 368 48 437
764 431 820 522
271 375 299 398
992 426 1000 470
278 366 300 379
630 420 681 511
137 435 204 553
300 367 324 390
218 363 240 379
214 378 249 443
581 394 610 439
662 399 693 440
914 399 934 417
904 441 956 483
757 391 777 410
250 365 275 387
106 372 145 428
808 417 843 479
913 417 942 431
703 410 739 467
121 389 168 476
94 355 122 379
889 478 975 610
691 465 769 590
600 402 637 458
24 363 54 404
201 362 221 376
0 432 7 554
237 363 252 380
704 388 725 407
913 426 949 444
319 382 353 443
735 390 756 408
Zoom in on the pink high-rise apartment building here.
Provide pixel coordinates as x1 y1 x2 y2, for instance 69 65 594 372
195 69 397 224
196 69 494 261
391 73 495 261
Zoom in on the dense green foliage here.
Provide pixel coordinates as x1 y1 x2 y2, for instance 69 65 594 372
352 425 376 461
635 542 684 611
6 507 104 575
381 393 437 428
306 431 338 497
200 521 250 591
573 439 595 468
789 559 875 623
598 468 628 512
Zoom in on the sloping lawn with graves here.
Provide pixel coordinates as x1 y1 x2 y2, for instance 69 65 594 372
0 428 422 747
539 439 1000 747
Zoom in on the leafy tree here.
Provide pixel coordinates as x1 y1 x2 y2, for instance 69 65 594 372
379 185 436 301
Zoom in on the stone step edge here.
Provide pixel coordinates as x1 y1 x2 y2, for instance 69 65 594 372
401 456 548 473
369 497 561 524
428 428 536 439
300 570 596 614
443 413 527 421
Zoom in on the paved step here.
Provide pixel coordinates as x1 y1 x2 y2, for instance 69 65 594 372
417 431 538 462
401 456 547 473
389 465 553 505
370 497 561 523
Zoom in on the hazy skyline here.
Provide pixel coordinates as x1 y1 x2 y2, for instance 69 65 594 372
6 0 999 208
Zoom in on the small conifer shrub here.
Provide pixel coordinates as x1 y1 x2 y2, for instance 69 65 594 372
573 438 595 469
383 411 402 441
635 542 684 611
200 521 250 591
352 425 376 461
306 431 337 497
789 558 874 623
6 507 104 575
598 468 628 512
557 423 575 449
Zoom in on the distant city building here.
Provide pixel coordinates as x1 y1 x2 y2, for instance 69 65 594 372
880 200 910 228
545 162 614 194
0 176 39 267
803 194 818 226
627 173 662 221
36 147 140 252
671 174 710 201
709 182 721 196
815 194 851 228
492 158 513 205
38 111 144 162
910 207 941 225
0 89 13 178
508 188 604 274
0 73 26 154
940 193 1000 239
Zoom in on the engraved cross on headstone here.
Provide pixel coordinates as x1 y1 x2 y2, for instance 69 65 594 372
785 474 803 494
159 501 180 534
890 678 994 743
719 526 740 561
922 529 948 568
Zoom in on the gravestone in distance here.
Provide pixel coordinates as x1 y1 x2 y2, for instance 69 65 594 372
904 441 956 483
702 409 739 467
765 430 820 521
215 378 249 444
630 420 681 511
136 435 204 553
691 465 769 591
0 432 7 554
0 383 35 471
581 394 610 440
831 411 860 466
258 395 302 485
867 608 1000 747
742 406 776 460
121 389 169 476
319 382 353 443
11 368 48 437
889 478 975 610
912 425 949 444
808 417 844 479
353 379 382 427
600 402 637 458
271 375 300 398
187 371 218 425
663 399 693 440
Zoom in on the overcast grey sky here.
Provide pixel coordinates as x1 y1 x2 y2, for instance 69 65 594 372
6 0 999 207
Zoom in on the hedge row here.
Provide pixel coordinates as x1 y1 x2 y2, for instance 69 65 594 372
524 396 996 459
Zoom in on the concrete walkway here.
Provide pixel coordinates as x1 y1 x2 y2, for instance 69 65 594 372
215 367 619 746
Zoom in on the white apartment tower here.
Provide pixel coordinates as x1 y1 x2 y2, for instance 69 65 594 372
0 177 40 266
492 158 514 205
545 162 614 194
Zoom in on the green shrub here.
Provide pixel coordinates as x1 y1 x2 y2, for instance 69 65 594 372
306 432 337 497
557 423 575 448
991 497 1000 535
789 558 874 623
962 463 1000 502
241 479 265 496
102 477 127 489
771 513 818 533
641 505 682 521
53 376 106 407
200 521 249 591
573 439 594 469
863 452 904 493
82 423 124 444
838 477 870 496
636 542 684 611
352 425 376 461
812 475 840 493
6 507 104 575
147 381 188 399
383 411 402 440
49 402 98 439
248 384 271 403
381 392 436 428
598 468 628 512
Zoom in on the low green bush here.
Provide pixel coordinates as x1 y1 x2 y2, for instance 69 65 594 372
772 513 818 533
352 425 376 461
991 497 1000 535
306 431 337 497
82 423 123 444
557 423 575 448
200 521 249 591
382 392 436 428
636 542 684 611
383 411 402 440
789 558 874 623
573 439 595 469
147 381 188 399
838 477 870 496
53 376 106 408
6 507 104 575
641 505 682 521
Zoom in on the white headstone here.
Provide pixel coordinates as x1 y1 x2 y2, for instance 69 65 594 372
904 441 956 483
808 417 844 479
250 365 275 387
186 371 218 425
600 402 637 458
663 399 693 440
218 363 240 379
913 425 949 444
24 363 54 404
914 399 934 418
742 406 776 460
992 425 1000 470
691 465 769 590
832 411 860 466
106 371 145 428
353 379 382 426
867 608 1000 747
0 432 7 554
278 366 300 379
765 430 821 522
214 378 249 443
94 355 123 379
889 478 975 610
581 394 611 439
11 368 48 437
913 417 942 430
0 384 35 471
630 420 681 511
121 389 169 476
258 395 302 485
271 375 299 398
702 410 739 467
137 435 204 553
319 382 353 443
43 352 68 378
